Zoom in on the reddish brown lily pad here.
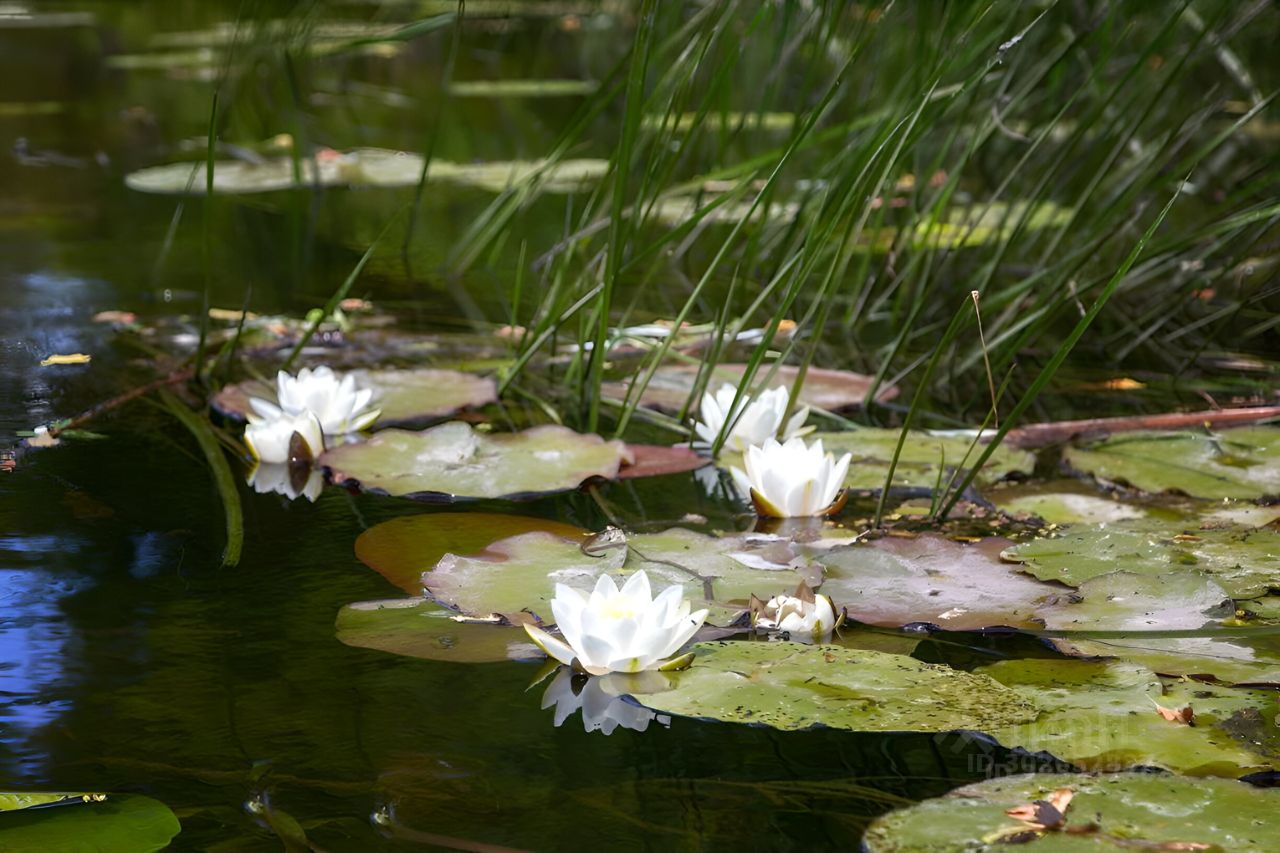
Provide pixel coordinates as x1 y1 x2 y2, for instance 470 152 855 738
602 363 896 414
617 444 710 480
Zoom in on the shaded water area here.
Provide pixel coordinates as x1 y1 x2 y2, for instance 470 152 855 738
2 2 1279 850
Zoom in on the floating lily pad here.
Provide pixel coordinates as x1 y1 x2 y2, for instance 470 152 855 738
979 658 1276 774
1004 520 1280 598
629 641 1039 732
862 772 1280 852
1065 427 1280 500
603 362 895 413
615 444 710 480
817 536 1060 631
320 422 633 501
0 794 180 851
335 598 540 663
125 151 608 195
1035 571 1280 684
421 528 821 625
355 512 587 594
642 111 796 132
0 793 102 811
213 368 497 428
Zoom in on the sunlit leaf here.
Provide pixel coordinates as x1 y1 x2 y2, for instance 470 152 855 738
863 773 1280 852
319 422 633 501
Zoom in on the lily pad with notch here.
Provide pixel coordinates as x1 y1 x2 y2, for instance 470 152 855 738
979 658 1278 775
335 598 540 664
815 535 1062 631
1003 519 1280 598
319 422 633 501
214 367 498 428
355 512 588 594
626 640 1040 732
862 772 1280 852
421 527 822 626
1033 571 1280 685
1064 426 1280 501
603 362 894 413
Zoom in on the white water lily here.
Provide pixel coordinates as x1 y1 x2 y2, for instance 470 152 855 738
539 668 670 735
524 571 708 676
730 436 851 517
244 409 324 465
247 461 323 502
693 383 810 453
753 591 840 640
249 366 380 435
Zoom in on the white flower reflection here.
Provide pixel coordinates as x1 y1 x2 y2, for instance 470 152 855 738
539 668 671 736
247 461 324 502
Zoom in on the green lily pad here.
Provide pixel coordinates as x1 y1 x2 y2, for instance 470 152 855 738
0 794 180 852
862 772 1280 852
355 512 588 594
125 151 608 195
603 362 894 413
1065 427 1280 500
1003 520 1280 598
421 528 822 625
213 367 497 428
629 641 1040 732
979 658 1275 775
816 535 1060 631
642 111 796 132
0 793 103 811
335 598 540 663
319 422 633 501
1035 571 1280 684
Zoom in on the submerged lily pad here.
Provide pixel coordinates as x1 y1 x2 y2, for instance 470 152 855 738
125 151 608 195
862 772 1280 852
214 367 497 428
0 794 180 851
603 362 894 413
817 536 1060 631
1065 427 1280 500
421 528 821 625
980 658 1276 774
320 422 632 501
355 512 587 594
630 641 1039 732
1004 520 1280 597
993 482 1149 524
335 598 539 663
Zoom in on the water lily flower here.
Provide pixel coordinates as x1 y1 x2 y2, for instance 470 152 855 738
539 668 670 735
730 436 851 517
693 384 810 453
524 571 708 676
250 366 380 435
247 461 323 502
244 409 324 465
752 587 841 640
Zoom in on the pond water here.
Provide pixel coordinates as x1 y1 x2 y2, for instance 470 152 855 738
2 2 1278 850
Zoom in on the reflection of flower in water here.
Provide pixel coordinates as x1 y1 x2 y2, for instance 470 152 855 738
247 462 324 502
540 668 671 735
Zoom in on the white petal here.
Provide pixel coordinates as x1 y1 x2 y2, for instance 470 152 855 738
523 624 577 668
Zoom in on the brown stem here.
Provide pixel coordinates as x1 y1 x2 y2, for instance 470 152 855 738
1005 405 1280 449
48 368 195 438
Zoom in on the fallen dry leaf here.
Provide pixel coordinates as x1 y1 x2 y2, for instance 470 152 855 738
92 310 137 324
1153 701 1196 725
40 353 91 366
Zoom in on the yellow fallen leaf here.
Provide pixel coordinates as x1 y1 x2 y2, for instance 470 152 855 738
40 353 91 366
